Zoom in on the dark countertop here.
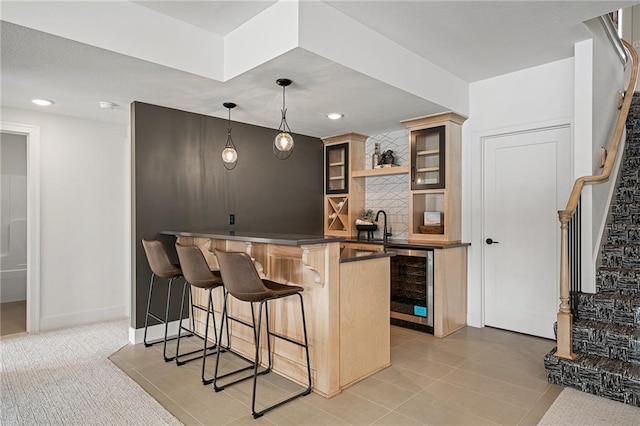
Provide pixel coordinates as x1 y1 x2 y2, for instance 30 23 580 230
161 229 345 247
339 247 395 263
344 238 471 250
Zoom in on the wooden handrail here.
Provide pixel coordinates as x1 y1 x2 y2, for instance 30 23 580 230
559 39 638 221
555 38 638 360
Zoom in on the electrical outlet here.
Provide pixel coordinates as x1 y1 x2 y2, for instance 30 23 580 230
634 40 640 49
229 214 235 225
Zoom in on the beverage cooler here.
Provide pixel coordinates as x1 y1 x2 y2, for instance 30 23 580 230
388 247 434 333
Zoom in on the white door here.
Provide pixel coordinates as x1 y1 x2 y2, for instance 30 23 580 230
483 126 571 339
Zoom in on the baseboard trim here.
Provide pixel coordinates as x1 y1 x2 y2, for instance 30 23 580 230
40 305 127 331
128 319 190 345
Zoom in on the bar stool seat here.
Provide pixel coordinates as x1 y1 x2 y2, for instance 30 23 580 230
141 239 187 362
212 249 312 418
175 243 226 384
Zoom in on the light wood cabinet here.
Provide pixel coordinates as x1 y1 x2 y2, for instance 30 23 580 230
433 246 467 337
402 112 467 243
339 257 390 387
323 133 367 237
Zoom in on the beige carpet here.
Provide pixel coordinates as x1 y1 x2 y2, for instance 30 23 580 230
538 387 640 425
0 319 180 425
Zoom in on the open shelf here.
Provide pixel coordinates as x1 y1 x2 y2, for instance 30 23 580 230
416 149 439 156
411 191 445 237
416 167 440 173
351 165 409 178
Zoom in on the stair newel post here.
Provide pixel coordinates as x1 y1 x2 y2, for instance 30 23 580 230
555 211 576 360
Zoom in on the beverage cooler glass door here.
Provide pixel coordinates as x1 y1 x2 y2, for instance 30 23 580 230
389 248 434 332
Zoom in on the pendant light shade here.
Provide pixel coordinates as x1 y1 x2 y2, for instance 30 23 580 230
221 102 238 170
273 78 294 160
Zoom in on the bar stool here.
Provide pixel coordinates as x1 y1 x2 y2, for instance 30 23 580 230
175 243 226 384
212 249 312 419
141 239 185 362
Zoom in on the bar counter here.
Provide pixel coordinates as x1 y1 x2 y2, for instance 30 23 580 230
161 229 393 398
163 229 344 246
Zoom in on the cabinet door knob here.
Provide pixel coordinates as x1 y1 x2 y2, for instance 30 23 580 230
411 166 416 182
485 238 499 245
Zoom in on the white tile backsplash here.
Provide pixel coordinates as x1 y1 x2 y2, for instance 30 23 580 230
365 129 409 170
363 129 410 240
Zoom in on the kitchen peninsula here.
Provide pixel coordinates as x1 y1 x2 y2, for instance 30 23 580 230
161 229 394 398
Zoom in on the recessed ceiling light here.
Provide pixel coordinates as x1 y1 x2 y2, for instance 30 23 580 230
326 113 344 120
99 101 117 109
31 99 53 106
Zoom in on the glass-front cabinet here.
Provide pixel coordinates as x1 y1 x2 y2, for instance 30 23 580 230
322 133 367 237
325 143 349 194
403 112 466 242
411 126 445 190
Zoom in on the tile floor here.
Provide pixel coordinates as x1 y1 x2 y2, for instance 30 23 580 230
110 325 562 425
0 300 26 337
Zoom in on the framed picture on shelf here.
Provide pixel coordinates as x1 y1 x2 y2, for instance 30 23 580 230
423 211 442 226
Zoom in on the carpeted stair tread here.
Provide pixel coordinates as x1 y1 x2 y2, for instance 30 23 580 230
599 245 640 270
576 292 640 327
615 186 640 204
571 319 640 364
620 144 640 158
600 242 640 249
544 348 640 407
605 223 640 245
597 266 640 272
611 204 640 225
616 172 640 185
596 268 640 295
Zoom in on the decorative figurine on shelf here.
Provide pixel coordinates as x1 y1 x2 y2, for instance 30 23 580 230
355 209 377 240
380 150 395 167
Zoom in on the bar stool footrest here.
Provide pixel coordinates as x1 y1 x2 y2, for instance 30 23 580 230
268 330 306 347
176 344 222 366
212 345 264 391
213 365 268 392
252 387 312 419
144 332 195 347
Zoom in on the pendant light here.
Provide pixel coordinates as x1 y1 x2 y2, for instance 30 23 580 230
273 78 294 160
221 102 238 170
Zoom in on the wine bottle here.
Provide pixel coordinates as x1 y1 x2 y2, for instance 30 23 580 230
372 143 380 169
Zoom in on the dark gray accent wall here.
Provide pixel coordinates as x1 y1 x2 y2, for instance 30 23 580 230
133 101 323 328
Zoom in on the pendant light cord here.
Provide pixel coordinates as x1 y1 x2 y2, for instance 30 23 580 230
280 84 291 132
282 84 286 117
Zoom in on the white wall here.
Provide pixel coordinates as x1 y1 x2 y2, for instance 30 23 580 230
621 5 640 62
466 58 575 327
586 18 628 266
1 107 128 329
574 38 597 294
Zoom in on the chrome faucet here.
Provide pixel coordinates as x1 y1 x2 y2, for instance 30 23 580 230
375 210 391 243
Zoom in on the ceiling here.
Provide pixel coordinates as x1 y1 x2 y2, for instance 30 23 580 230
1 1 636 139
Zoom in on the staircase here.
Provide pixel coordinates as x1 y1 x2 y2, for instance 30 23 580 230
544 92 640 407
